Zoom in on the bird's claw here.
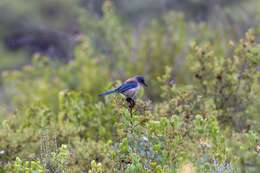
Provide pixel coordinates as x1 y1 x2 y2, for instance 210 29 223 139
126 98 135 109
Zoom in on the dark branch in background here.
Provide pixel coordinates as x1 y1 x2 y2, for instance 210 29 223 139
4 27 79 62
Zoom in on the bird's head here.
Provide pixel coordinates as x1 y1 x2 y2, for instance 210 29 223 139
135 75 148 87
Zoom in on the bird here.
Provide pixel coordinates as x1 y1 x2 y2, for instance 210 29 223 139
98 75 148 108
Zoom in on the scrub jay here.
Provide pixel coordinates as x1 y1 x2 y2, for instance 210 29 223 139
98 75 148 108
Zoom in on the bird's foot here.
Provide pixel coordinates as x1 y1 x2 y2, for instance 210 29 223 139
126 97 135 109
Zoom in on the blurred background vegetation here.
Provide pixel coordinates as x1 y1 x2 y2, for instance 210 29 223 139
0 0 259 172
0 0 259 70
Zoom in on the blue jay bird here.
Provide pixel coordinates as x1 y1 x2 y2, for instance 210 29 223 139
98 75 148 108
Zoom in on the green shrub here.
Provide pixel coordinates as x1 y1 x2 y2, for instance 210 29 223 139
187 29 260 129
9 144 69 173
0 3 259 172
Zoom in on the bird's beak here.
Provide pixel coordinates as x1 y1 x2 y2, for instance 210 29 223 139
143 82 148 87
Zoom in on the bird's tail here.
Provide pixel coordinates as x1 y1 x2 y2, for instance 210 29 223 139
98 89 116 97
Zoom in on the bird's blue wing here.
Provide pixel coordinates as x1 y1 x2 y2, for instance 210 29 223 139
116 81 138 93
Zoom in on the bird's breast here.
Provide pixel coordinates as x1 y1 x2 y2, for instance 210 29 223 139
122 87 139 98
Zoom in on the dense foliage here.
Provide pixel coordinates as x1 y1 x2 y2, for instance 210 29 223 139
0 1 259 173
0 0 259 69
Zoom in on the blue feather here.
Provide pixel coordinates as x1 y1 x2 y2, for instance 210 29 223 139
116 81 138 93
98 81 138 97
98 89 116 96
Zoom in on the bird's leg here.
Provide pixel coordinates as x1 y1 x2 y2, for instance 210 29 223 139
126 97 135 108
126 97 135 115
130 99 135 108
126 98 135 133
